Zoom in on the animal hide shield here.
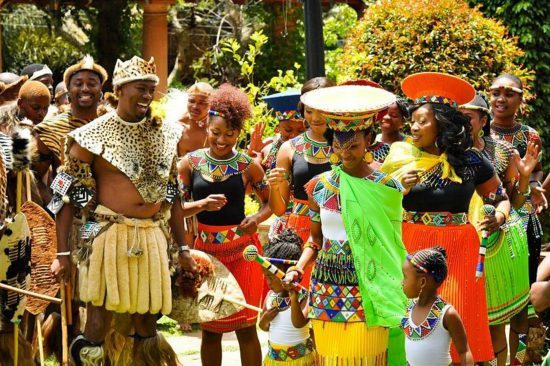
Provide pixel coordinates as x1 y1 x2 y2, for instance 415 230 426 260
0 213 31 330
169 249 244 324
21 201 59 315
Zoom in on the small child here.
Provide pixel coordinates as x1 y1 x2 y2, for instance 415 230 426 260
258 229 315 366
401 246 474 366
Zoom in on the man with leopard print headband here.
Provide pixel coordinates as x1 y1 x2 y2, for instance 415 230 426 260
50 55 197 365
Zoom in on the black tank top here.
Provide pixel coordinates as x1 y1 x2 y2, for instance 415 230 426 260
192 172 245 225
292 154 331 200
289 133 332 201
188 149 252 226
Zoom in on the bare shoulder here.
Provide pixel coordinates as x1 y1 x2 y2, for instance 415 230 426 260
69 142 93 164
442 305 461 330
247 157 265 181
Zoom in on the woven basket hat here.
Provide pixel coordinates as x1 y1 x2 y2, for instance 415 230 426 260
300 85 396 132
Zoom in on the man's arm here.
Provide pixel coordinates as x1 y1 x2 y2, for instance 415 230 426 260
50 142 93 282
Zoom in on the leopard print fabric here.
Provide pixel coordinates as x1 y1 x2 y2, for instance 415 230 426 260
67 110 182 203
112 56 159 86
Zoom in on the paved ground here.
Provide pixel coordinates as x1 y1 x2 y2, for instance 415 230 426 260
167 327 269 365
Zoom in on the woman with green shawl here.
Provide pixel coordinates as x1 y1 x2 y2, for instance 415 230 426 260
282 85 407 365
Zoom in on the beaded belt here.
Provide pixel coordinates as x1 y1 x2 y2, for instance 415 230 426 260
292 199 309 216
267 338 314 361
198 226 244 244
403 211 468 226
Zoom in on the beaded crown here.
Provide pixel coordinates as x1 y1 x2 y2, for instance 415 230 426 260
112 56 159 87
300 85 396 132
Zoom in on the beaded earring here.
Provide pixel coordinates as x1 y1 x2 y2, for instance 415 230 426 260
329 153 341 165
363 151 374 164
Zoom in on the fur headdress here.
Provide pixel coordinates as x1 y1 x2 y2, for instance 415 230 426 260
63 55 108 87
112 56 159 87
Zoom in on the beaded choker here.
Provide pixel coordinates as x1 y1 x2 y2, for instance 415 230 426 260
269 291 306 311
292 133 332 162
188 148 252 182
402 297 446 341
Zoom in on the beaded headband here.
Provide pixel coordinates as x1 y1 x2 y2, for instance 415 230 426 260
275 110 303 122
407 254 445 283
208 110 225 118
416 95 458 109
460 104 490 114
323 112 377 132
489 85 523 95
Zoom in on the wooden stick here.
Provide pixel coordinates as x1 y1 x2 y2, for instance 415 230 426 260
60 280 69 366
16 171 22 213
25 171 31 203
65 282 73 325
0 283 62 304
219 295 263 313
14 321 19 366
36 317 44 366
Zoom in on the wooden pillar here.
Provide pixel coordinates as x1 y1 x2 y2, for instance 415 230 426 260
142 0 173 99
0 13 3 72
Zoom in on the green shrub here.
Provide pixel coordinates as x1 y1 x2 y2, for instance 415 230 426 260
338 0 534 105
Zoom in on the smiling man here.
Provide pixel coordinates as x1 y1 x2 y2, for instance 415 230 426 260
50 56 196 365
33 55 108 205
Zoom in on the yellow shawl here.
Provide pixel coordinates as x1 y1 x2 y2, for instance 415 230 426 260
379 142 462 184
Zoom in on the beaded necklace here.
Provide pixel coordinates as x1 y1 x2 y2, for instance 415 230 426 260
188 148 252 182
269 291 307 311
402 297 446 341
368 141 391 164
491 123 541 158
480 137 513 178
292 133 332 163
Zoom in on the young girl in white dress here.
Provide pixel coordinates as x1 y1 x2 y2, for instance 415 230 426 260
258 229 315 366
401 246 474 366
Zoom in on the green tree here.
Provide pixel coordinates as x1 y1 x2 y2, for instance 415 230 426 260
1 5 85 76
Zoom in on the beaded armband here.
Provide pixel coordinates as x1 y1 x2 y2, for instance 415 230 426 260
482 184 506 203
515 181 531 197
178 178 192 202
308 209 320 223
47 156 95 214
495 208 510 222
252 179 269 192
304 241 321 251
286 265 304 281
